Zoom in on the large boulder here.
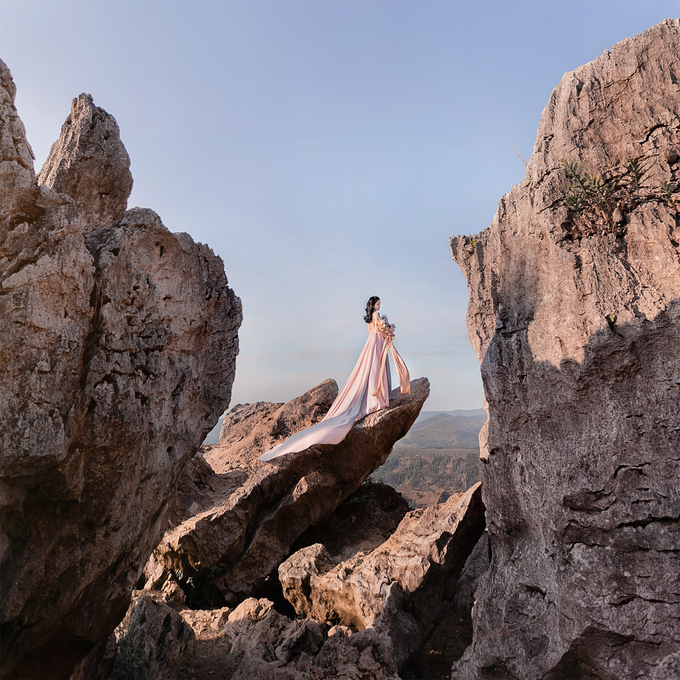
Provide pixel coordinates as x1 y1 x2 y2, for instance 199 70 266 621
146 377 430 605
279 483 485 669
0 60 242 679
450 20 680 680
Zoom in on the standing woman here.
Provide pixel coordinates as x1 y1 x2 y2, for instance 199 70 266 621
259 296 410 461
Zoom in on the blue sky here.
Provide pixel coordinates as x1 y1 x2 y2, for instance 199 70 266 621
1 1 677 410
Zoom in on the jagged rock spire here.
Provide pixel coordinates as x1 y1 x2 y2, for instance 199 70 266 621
38 93 133 228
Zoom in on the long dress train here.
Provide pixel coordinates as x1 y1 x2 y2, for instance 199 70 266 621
258 320 410 461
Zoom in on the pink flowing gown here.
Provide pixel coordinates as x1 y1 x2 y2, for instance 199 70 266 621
259 319 410 461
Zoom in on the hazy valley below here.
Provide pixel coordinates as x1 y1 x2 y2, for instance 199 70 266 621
370 410 485 507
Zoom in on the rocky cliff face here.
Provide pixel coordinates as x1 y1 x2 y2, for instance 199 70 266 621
219 596 401 680
0 60 242 679
450 20 680 679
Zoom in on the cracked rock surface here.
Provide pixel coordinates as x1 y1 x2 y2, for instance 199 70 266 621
37 93 133 229
221 597 400 680
291 480 410 566
450 20 680 680
0 59 241 679
279 483 485 669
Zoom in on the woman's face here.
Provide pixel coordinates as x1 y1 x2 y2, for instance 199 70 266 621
374 299 381 312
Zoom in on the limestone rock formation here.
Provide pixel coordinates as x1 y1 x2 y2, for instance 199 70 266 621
105 595 195 680
653 651 680 680
279 483 485 668
101 591 401 679
180 606 232 637
450 530 489 627
221 597 400 680
0 59 34 195
0 59 242 679
218 399 285 444
37 93 133 228
69 636 117 680
145 378 430 606
214 380 339 463
450 20 680 679
71 593 196 680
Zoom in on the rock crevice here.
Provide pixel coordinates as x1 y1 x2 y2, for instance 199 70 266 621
279 483 486 669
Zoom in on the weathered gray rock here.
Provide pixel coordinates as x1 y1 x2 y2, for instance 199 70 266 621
213 380 340 466
451 530 489 623
38 93 132 228
450 20 680 680
146 378 430 606
144 380 337 592
73 596 233 680
280 483 485 668
69 636 117 680
221 597 400 680
279 543 336 618
166 451 218 528
103 595 195 680
218 399 285 445
0 58 36 231
0 60 241 679
397 529 489 677
180 606 232 637
653 651 680 680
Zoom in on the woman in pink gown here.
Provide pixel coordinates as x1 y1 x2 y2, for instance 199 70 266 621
259 297 410 461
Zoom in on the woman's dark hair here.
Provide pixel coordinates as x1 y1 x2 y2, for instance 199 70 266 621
364 296 380 323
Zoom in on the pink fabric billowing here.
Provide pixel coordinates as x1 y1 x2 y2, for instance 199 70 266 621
258 324 410 461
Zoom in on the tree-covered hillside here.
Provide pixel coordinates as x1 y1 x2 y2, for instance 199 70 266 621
371 410 485 507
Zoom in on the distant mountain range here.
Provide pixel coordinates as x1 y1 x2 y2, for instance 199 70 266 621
417 409 486 421
399 411 486 450
204 408 486 447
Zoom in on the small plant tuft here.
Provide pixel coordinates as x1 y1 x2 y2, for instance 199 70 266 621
660 181 678 210
621 156 652 191
559 160 617 231
558 153 676 238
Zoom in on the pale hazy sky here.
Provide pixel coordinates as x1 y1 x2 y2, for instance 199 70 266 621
1 1 677 410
